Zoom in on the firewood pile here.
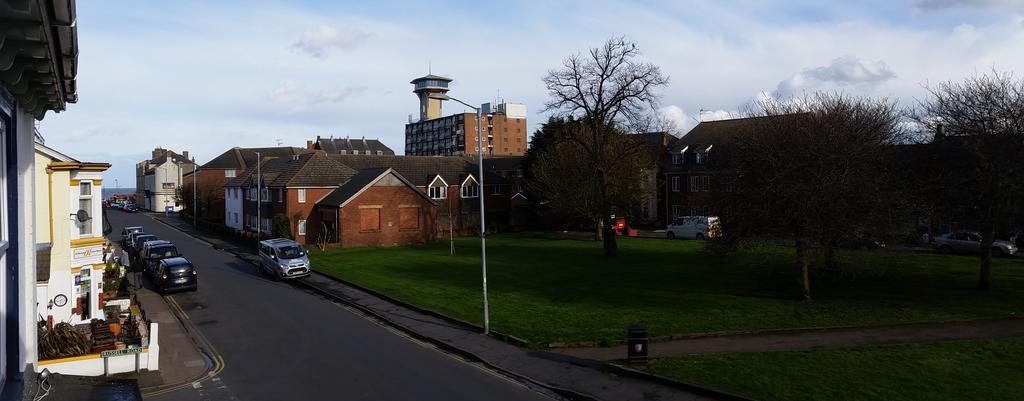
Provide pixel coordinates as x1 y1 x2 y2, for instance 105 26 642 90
38 322 91 360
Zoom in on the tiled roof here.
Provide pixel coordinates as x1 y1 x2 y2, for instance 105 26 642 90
201 147 313 169
671 114 806 151
481 156 523 172
329 154 506 187
317 168 435 207
223 151 358 189
315 136 395 155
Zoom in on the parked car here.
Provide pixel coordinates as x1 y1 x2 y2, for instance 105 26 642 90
933 232 1018 257
129 234 158 257
666 216 721 240
120 226 143 247
139 242 179 277
257 238 311 279
840 238 886 251
153 257 197 294
123 203 139 213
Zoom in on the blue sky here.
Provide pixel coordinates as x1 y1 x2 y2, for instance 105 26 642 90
37 0 1024 188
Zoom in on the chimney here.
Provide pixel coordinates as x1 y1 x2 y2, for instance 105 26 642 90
306 140 314 150
152 148 162 159
182 151 189 161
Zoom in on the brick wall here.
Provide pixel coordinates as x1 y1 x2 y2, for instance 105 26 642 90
336 186 437 248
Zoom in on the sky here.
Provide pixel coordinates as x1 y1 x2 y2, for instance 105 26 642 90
36 0 1024 188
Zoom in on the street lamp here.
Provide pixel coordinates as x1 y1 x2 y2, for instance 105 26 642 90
438 93 490 335
255 151 262 245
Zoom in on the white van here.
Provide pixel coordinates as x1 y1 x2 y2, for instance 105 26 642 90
258 238 311 279
667 216 721 240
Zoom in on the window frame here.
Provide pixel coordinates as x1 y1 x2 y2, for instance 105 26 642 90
78 181 93 235
225 169 236 178
297 188 306 203
297 219 306 236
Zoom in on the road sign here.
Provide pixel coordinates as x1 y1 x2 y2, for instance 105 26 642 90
101 346 142 358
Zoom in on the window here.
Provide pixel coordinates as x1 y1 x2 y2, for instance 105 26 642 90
672 153 682 165
492 185 501 195
79 182 93 235
360 208 380 232
234 213 239 223
225 169 236 178
513 169 523 178
376 151 383 155
671 205 681 218
298 189 307 203
339 150 347 155
276 188 283 203
260 187 269 201
399 207 419 230
429 185 446 199
695 152 704 165
297 219 306 236
461 183 479 198
689 176 710 192
671 176 680 192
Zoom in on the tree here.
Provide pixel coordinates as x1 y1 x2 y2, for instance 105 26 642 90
913 70 1024 291
272 213 293 239
717 93 907 301
541 37 669 257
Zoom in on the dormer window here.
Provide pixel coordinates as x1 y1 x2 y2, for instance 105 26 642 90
461 176 480 198
695 151 704 165
672 153 682 165
428 175 448 199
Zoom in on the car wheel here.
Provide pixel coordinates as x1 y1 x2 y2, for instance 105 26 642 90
667 231 675 239
696 233 705 240
938 245 951 254
993 248 1005 258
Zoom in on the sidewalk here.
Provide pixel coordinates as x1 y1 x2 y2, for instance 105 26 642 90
150 213 730 401
552 317 1024 361
120 245 209 390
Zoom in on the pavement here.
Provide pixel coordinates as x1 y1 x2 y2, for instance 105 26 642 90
109 210 558 401
552 317 1024 361
150 213 725 401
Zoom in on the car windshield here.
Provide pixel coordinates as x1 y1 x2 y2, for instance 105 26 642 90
276 246 305 259
149 247 179 259
135 236 155 244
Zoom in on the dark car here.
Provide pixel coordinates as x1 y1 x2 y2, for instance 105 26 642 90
139 243 180 277
123 203 139 213
153 257 197 294
120 226 143 248
130 234 158 257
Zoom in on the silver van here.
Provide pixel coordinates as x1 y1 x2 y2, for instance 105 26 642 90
257 238 311 279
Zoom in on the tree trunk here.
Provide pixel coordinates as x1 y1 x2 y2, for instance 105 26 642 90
825 244 838 271
597 169 617 257
795 238 811 301
979 223 995 291
595 220 603 241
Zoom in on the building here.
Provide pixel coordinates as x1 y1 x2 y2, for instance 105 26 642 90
404 74 528 157
1 0 80 392
314 168 439 248
34 141 110 328
631 132 676 226
191 146 313 224
309 135 394 155
135 148 195 212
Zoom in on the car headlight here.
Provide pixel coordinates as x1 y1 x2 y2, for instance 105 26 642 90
279 264 287 268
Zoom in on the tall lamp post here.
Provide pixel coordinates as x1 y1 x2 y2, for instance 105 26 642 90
439 94 490 335
255 151 262 245
193 164 198 227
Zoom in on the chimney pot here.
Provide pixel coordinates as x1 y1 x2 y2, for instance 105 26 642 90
183 151 189 160
307 140 314 150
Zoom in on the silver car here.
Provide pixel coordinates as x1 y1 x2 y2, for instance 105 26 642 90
933 232 1018 257
257 238 311 279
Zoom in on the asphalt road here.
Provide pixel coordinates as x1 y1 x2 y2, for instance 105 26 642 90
107 210 552 401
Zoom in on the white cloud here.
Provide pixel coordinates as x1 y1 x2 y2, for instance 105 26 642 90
660 105 735 134
266 80 365 112
291 25 370 58
773 56 897 98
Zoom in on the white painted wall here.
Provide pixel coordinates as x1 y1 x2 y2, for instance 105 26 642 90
36 323 160 376
225 187 242 230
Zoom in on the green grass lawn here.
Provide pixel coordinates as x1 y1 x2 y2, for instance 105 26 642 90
646 338 1024 401
309 232 1024 346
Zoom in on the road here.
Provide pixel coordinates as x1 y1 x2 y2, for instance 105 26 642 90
107 210 552 401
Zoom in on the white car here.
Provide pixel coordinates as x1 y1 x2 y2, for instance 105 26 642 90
667 216 721 240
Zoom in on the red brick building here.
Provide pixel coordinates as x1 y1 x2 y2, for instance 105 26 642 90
314 168 438 248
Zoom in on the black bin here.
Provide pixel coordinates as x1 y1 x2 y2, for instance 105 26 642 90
626 324 648 364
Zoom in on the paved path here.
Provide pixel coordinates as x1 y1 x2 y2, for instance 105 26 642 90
153 213 725 401
109 211 553 401
552 318 1024 361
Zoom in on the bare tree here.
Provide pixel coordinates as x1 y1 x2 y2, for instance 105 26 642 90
717 93 907 301
542 37 669 257
913 70 1024 290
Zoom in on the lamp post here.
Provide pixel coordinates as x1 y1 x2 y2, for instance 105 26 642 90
255 151 262 245
440 94 489 335
193 164 198 227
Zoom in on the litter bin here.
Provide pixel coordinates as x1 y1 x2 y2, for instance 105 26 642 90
627 323 648 364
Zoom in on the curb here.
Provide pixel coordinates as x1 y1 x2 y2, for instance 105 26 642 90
308 270 531 347
603 363 758 401
292 278 600 401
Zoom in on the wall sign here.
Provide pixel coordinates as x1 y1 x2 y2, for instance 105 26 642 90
73 245 103 263
162 182 175 189
53 294 68 307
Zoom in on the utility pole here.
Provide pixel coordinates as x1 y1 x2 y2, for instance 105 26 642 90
193 164 198 227
256 151 262 245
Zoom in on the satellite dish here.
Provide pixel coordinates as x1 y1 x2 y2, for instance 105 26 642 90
75 209 91 223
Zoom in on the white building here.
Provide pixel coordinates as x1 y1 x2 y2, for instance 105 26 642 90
1 0 80 392
135 148 195 212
